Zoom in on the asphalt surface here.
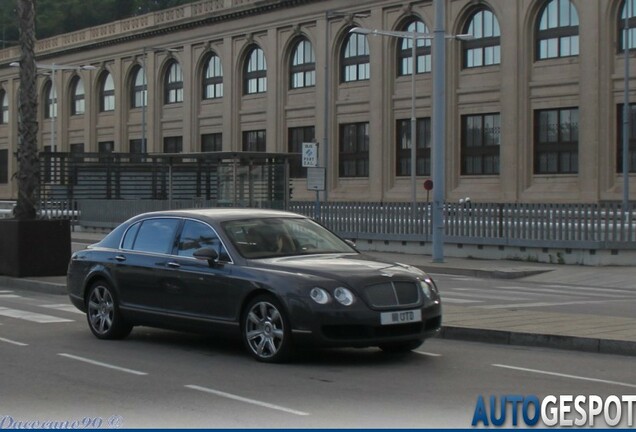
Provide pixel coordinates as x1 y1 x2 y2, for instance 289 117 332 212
0 232 635 357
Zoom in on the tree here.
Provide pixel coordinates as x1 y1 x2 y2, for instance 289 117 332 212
14 0 38 220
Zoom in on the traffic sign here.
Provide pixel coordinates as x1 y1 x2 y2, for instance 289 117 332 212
302 142 318 167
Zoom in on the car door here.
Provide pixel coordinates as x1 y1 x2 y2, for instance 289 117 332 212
164 219 244 322
112 217 181 312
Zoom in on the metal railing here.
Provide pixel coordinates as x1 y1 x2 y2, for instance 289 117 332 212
289 201 636 249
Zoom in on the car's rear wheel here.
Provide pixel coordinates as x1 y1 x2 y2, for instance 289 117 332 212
86 281 132 340
242 295 292 363
379 339 423 353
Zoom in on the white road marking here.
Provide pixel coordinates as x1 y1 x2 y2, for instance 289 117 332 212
185 384 310 416
0 307 73 323
493 364 636 389
0 294 21 299
41 304 85 315
58 353 148 376
0 337 28 346
414 351 442 357
477 298 630 309
440 298 483 304
0 290 15 294
442 292 530 301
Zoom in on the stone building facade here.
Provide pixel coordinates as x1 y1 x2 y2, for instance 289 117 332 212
0 0 635 203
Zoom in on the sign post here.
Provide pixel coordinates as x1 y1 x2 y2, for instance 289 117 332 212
302 142 322 218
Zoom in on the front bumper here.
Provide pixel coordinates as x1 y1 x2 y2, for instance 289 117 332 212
288 298 442 348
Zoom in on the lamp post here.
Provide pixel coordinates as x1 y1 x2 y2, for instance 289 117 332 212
350 2 469 262
623 0 631 214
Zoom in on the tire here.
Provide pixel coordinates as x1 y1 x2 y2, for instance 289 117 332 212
86 281 132 340
379 339 423 354
242 295 292 363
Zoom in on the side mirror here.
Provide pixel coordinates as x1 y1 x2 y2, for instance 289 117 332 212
193 247 219 266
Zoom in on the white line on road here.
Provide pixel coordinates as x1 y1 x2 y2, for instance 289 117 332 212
41 304 85 315
477 298 631 309
58 353 148 376
0 337 28 346
493 364 636 389
185 384 310 416
0 307 73 323
414 351 442 357
440 298 483 304
0 290 14 294
0 294 21 299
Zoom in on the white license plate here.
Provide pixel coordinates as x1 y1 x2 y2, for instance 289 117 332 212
380 309 422 326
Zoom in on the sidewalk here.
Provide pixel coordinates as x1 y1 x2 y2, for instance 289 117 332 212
0 232 634 357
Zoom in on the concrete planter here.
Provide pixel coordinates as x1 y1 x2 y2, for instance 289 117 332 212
0 219 71 277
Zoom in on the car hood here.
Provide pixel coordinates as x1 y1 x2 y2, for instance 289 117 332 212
253 253 426 285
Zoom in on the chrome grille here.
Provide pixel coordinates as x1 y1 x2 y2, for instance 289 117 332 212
364 281 420 308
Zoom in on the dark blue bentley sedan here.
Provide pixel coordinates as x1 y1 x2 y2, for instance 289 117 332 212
67 209 442 362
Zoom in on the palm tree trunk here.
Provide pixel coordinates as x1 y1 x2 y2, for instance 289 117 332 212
14 0 38 220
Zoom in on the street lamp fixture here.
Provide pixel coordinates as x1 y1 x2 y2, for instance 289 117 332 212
9 62 96 150
350 1 471 262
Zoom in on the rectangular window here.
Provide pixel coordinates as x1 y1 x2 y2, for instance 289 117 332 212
202 133 222 152
129 139 144 163
242 130 266 152
0 149 8 184
396 118 431 177
288 126 315 179
461 113 501 175
98 141 115 163
163 136 183 154
69 143 84 153
339 122 369 178
534 108 578 174
617 104 636 173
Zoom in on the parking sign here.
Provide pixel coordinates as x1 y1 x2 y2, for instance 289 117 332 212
302 142 318 167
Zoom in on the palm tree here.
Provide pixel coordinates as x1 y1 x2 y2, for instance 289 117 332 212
14 0 38 219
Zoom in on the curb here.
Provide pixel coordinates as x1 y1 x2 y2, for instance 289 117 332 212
0 276 66 295
439 326 636 357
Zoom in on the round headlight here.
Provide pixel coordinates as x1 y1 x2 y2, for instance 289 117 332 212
419 279 437 300
334 287 355 306
310 287 330 305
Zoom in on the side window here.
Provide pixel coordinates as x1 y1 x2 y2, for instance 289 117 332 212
177 220 230 261
132 218 180 254
121 222 141 250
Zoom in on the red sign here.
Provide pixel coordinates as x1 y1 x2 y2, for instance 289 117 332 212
423 179 434 191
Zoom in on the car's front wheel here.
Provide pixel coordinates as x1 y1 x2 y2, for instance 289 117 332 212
242 295 292 363
86 281 132 340
378 339 423 353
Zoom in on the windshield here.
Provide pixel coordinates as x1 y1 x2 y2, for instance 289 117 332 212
221 217 356 259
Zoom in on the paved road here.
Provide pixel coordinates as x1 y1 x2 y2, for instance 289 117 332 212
432 273 636 319
0 289 634 428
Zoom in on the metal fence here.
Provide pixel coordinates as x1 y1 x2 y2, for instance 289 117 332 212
288 201 636 249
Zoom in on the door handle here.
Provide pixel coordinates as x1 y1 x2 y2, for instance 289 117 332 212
167 262 181 269
115 255 126 262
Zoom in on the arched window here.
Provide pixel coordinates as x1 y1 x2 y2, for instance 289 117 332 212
131 66 147 108
100 72 115 112
0 90 7 124
463 8 501 68
70 76 85 116
620 0 636 51
341 31 370 82
536 0 579 59
44 80 57 119
290 37 315 89
164 61 183 104
203 53 223 99
398 19 432 76
244 46 267 94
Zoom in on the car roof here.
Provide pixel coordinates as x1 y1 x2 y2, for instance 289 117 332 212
132 208 307 222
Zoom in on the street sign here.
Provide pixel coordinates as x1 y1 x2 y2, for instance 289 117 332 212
307 167 325 191
302 142 318 167
423 179 434 191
